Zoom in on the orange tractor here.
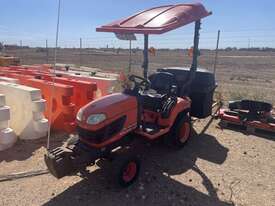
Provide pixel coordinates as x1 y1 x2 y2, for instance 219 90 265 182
45 3 215 186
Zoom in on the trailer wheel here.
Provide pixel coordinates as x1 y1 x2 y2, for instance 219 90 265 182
172 115 191 148
113 154 140 187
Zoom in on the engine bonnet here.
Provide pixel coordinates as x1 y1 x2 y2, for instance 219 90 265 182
80 93 137 120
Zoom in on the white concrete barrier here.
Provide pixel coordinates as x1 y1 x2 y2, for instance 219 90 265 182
0 82 48 140
0 94 17 151
0 76 19 84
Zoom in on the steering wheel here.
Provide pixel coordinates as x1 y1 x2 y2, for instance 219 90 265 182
128 75 151 91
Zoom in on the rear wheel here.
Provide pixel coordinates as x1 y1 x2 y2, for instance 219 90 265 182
172 115 191 148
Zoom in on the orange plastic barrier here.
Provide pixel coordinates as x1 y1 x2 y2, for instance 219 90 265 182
0 66 50 77
0 70 97 113
53 73 115 98
26 79 75 133
1 73 33 84
23 79 75 133
35 75 97 113
0 72 76 133
0 66 116 98
0 67 21 75
0 66 47 76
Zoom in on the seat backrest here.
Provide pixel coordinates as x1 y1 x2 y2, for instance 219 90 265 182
149 72 177 94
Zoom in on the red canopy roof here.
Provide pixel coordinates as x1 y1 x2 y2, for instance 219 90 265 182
96 3 211 35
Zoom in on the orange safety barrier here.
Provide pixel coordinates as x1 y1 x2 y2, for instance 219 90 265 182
22 64 52 72
23 79 76 133
0 66 117 98
34 74 97 114
0 66 12 70
0 71 76 133
0 71 21 77
1 66 48 76
0 73 33 84
0 66 49 76
0 70 97 114
52 73 115 98
0 67 21 75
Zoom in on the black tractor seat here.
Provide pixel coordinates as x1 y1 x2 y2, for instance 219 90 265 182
140 72 178 118
140 91 165 112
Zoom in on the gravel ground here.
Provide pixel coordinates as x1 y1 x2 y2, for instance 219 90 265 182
0 119 274 206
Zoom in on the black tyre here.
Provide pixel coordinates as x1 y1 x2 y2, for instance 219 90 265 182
112 154 140 187
171 115 191 148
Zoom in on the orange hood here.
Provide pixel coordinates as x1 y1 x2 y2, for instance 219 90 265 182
78 93 137 127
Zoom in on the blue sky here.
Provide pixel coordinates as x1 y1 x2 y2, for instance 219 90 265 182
1 0 275 49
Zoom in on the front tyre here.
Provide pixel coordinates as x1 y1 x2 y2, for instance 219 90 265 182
113 154 140 187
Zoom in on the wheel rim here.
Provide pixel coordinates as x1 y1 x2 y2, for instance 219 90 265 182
179 122 190 143
122 162 137 183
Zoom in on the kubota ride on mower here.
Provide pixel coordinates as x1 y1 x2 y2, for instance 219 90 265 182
218 100 275 135
45 3 215 187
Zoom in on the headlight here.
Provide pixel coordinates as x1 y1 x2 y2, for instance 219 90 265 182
86 114 106 125
76 108 84 121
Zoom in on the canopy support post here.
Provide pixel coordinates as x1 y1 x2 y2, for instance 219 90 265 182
180 20 201 96
143 34 149 79
129 40 132 73
191 20 201 75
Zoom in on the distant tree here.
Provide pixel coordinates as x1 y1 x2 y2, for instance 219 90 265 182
224 47 233 51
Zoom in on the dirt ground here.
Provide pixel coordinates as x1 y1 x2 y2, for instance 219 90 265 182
0 49 274 206
0 118 274 206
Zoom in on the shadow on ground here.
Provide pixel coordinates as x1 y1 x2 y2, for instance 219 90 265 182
0 133 65 163
43 131 232 206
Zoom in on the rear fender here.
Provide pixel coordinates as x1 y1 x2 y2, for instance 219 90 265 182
158 97 191 128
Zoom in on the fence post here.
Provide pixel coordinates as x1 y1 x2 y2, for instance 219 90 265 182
213 30 220 77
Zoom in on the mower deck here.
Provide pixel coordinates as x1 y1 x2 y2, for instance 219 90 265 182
219 108 275 136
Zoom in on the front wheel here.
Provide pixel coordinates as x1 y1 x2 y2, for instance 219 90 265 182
172 115 191 148
112 154 140 187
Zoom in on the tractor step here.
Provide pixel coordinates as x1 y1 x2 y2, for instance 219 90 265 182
142 122 161 135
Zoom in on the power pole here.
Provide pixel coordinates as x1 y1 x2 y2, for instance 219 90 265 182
79 37 82 66
46 39 49 64
20 40 23 63
213 30 220 77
